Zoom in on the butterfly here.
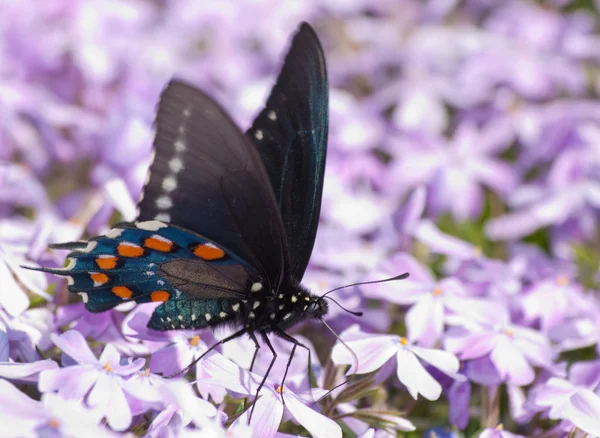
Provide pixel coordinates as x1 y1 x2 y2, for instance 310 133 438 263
30 22 332 396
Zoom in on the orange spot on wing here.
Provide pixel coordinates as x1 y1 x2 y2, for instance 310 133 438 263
90 273 109 285
193 243 225 260
144 236 173 252
151 290 170 302
96 256 117 270
118 243 144 257
112 286 132 299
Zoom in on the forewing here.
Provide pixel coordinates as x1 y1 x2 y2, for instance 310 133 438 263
137 81 288 288
246 22 328 281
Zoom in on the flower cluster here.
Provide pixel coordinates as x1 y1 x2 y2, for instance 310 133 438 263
2 0 600 437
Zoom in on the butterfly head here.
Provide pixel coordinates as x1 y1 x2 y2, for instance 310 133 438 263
305 294 329 319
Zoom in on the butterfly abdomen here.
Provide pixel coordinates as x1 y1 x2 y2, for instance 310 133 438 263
148 298 243 330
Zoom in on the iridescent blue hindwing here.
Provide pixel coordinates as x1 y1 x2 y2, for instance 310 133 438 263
39 220 258 316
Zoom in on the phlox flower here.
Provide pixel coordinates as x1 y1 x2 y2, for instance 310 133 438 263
332 324 462 401
0 324 57 382
201 353 341 438
444 301 553 386
521 274 588 332
533 360 600 436
364 253 471 347
124 368 218 419
39 330 145 431
0 379 115 438
534 378 600 435
391 121 517 221
0 235 49 316
124 302 227 402
0 307 53 362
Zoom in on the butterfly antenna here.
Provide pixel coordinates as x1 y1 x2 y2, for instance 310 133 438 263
316 318 359 402
323 296 363 317
321 272 409 299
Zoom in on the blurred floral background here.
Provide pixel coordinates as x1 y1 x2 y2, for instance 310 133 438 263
2 0 600 437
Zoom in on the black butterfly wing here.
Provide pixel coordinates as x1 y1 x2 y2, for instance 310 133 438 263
137 80 288 292
246 22 328 281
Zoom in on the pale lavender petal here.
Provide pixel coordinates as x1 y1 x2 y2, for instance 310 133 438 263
88 373 131 431
284 390 342 438
414 220 478 259
39 366 99 399
51 330 98 365
394 186 426 235
406 294 444 347
201 353 257 395
0 379 42 422
97 343 120 368
104 378 132 432
87 372 112 409
158 379 217 425
449 380 470 429
490 337 534 386
567 389 600 436
234 391 282 438
472 157 518 197
396 348 441 400
411 346 461 377
331 335 397 375
485 192 576 240
0 260 29 316
150 343 192 376
0 358 58 381
0 329 8 361
113 358 146 376
444 331 498 360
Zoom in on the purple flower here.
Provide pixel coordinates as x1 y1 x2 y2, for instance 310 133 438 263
202 354 341 438
521 275 587 332
364 253 471 347
0 323 57 382
332 324 462 401
0 307 53 362
391 121 517 220
486 144 600 244
534 377 600 436
0 234 50 316
444 301 553 386
39 330 145 431
0 379 115 437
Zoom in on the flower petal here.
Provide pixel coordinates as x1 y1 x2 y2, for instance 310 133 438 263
234 391 282 438
52 330 98 365
39 366 99 399
567 389 600 436
396 348 441 400
411 346 461 377
406 294 443 347
98 343 120 369
490 337 534 386
0 359 58 382
284 391 342 438
331 335 397 375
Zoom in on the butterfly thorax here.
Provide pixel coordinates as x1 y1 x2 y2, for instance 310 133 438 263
233 281 328 333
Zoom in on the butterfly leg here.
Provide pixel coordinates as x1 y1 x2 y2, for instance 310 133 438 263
275 329 312 405
244 330 261 412
166 327 247 379
248 331 277 423
248 330 261 374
